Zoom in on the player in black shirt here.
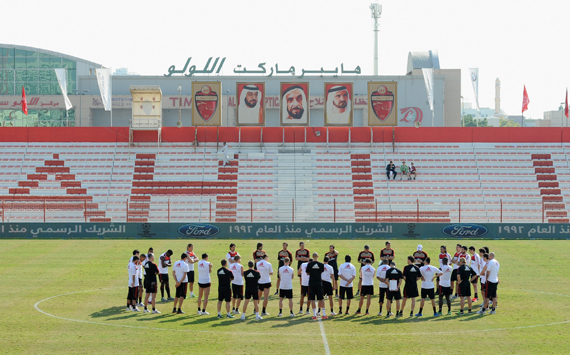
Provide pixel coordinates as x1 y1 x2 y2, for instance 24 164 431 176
325 245 339 296
216 259 235 319
384 262 403 318
241 260 263 320
307 252 328 320
275 242 293 295
253 243 267 270
401 256 421 317
457 257 478 315
143 253 160 313
295 242 310 287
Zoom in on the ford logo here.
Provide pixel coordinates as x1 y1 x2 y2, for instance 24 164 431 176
442 224 488 237
178 224 220 237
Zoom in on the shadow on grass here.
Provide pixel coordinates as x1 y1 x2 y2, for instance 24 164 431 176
90 306 132 318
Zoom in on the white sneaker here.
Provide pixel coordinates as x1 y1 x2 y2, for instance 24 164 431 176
377 312 382 316
197 310 203 315
240 314 246 320
261 312 269 316
278 313 282 317
202 311 210 315
152 310 161 314
133 307 141 312
256 315 263 320
305 310 311 315
138 302 144 307
290 313 295 317
143 309 150 313
234 310 241 314
330 311 337 316
476 310 486 315
297 310 304 315
489 310 496 314
126 307 131 312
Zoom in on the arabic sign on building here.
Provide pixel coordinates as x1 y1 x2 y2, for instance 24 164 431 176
2 222 569 239
164 57 363 78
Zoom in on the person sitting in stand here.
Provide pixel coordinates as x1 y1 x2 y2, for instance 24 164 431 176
409 163 417 180
400 162 410 181
386 161 397 181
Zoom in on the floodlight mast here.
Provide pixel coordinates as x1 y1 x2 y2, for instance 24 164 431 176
370 2 382 76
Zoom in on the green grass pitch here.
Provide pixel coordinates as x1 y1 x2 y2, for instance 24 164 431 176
3 239 570 354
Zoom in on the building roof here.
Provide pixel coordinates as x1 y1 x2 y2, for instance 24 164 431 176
406 50 440 74
0 43 104 68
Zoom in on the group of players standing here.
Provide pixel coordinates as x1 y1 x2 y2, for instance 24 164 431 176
126 241 500 320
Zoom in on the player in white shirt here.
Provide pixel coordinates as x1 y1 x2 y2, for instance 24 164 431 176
134 253 146 307
256 255 274 316
229 255 244 314
322 257 337 316
375 259 391 316
468 246 481 302
226 243 240 264
278 257 295 317
298 259 311 315
477 249 489 313
185 244 199 298
158 249 174 301
197 253 213 315
356 259 375 315
127 256 140 311
482 252 500 314
338 255 357 315
438 257 453 315
172 254 190 314
417 258 443 317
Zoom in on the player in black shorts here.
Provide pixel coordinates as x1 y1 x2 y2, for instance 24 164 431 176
385 261 403 318
325 245 339 296
307 252 327 320
275 242 293 295
457 257 477 315
401 256 421 317
295 242 310 287
143 253 160 313
241 261 262 320
216 259 235 319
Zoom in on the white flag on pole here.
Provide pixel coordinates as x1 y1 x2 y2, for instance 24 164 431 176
469 68 480 111
95 68 112 111
421 68 434 113
54 68 73 111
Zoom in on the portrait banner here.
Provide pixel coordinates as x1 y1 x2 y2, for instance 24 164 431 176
368 82 398 126
236 82 265 126
192 82 221 126
324 82 353 126
280 82 309 126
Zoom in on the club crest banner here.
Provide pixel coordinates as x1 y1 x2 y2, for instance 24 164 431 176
368 82 397 126
192 82 221 126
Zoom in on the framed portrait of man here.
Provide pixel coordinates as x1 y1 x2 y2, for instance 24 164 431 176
368 82 398 126
236 82 265 126
280 82 309 126
192 81 221 126
324 83 353 126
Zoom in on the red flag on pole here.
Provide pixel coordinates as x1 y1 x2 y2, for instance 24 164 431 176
21 86 28 115
522 85 530 114
564 88 568 118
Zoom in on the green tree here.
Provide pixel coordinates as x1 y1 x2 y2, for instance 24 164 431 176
499 118 520 127
462 114 490 127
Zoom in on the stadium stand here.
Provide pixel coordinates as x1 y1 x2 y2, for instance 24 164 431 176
0 127 568 224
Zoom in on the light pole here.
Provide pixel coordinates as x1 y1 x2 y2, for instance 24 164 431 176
177 84 182 128
369 2 382 76
75 89 90 127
